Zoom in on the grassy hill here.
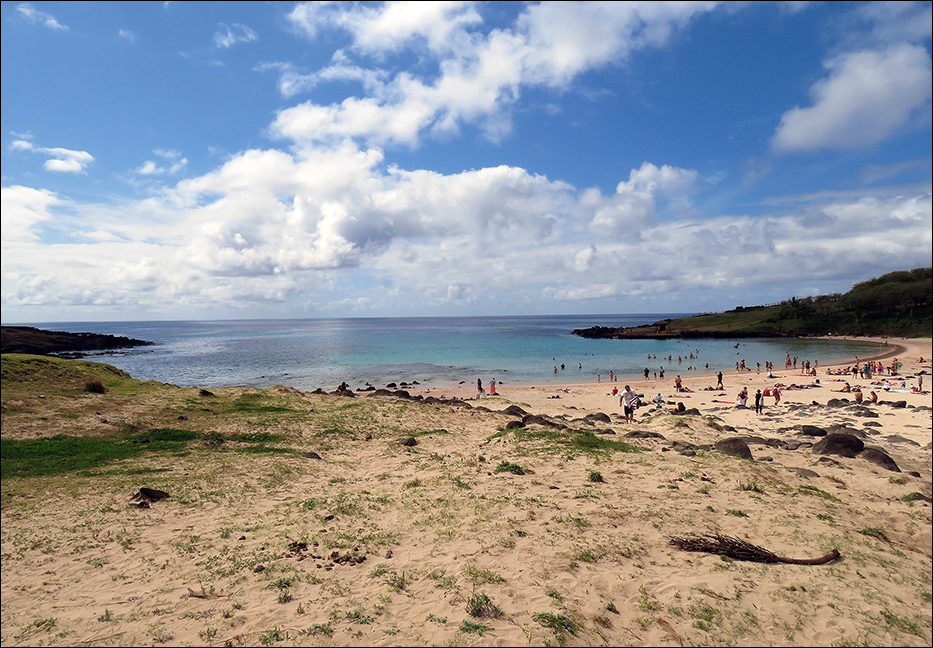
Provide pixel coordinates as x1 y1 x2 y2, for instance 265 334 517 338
575 267 932 340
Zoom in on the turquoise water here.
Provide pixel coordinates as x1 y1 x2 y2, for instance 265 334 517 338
27 315 883 391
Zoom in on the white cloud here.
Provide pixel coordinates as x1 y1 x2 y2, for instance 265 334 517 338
2 142 930 318
855 1 932 46
16 3 67 30
587 162 700 236
517 0 720 86
772 44 932 152
274 1 724 148
0 185 61 241
213 22 258 48
256 58 388 99
134 149 188 176
119 29 137 42
10 139 95 173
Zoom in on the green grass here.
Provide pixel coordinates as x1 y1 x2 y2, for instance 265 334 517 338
494 461 526 475
533 612 581 637
1 427 297 480
462 565 505 585
587 469 604 483
459 620 491 635
511 427 643 455
798 485 841 502
466 593 503 618
859 527 889 541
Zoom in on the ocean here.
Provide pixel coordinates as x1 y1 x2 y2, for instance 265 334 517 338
23 315 882 392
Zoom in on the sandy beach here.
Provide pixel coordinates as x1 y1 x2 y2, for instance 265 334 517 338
1 337 930 647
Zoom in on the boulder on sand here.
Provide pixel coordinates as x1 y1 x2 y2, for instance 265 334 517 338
812 432 864 458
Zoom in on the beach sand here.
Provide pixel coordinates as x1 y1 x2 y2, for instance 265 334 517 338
1 337 930 647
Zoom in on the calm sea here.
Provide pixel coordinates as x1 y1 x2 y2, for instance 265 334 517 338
24 315 882 392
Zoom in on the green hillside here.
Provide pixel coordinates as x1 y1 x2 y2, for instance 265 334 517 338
575 267 932 339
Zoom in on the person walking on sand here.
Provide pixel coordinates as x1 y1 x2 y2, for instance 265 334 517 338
755 389 763 414
620 385 638 424
476 378 485 399
773 385 781 405
716 371 723 390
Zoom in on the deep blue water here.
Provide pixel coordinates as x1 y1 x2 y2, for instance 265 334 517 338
22 315 882 391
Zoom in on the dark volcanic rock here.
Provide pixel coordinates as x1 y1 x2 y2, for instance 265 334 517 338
812 432 864 458
625 430 667 440
2 325 154 356
522 414 567 430
714 437 753 460
859 447 901 472
786 466 820 479
672 407 702 416
502 405 529 417
800 425 828 437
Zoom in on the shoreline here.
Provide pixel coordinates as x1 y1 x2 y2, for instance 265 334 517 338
418 336 918 397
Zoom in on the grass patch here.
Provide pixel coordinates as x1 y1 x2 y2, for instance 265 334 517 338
462 565 505 585
494 461 526 475
459 620 491 635
859 527 889 541
533 612 581 642
512 427 642 455
797 485 840 502
466 593 503 618
738 481 765 493
1 423 300 479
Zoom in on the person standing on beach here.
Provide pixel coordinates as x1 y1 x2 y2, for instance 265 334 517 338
644 367 649 380
755 389 763 414
675 375 683 392
476 378 485 399
489 378 497 396
716 371 723 390
773 386 781 404
620 385 638 424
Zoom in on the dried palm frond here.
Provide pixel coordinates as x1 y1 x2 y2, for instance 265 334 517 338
669 532 840 565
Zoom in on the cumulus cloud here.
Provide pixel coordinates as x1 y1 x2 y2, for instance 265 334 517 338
772 44 932 152
2 141 930 317
16 3 67 30
0 185 61 241
587 163 700 236
214 22 258 48
10 139 95 173
273 1 723 148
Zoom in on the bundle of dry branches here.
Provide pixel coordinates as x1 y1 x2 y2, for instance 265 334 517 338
669 532 840 565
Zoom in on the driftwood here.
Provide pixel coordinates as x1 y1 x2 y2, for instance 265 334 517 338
669 532 840 565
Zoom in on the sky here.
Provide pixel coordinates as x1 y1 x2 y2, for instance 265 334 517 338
1 1 931 324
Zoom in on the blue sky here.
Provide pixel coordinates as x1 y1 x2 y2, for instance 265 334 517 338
2 1 931 323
